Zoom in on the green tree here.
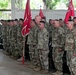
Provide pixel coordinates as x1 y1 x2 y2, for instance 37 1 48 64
47 0 61 9
43 0 76 10
0 0 11 9
43 0 68 9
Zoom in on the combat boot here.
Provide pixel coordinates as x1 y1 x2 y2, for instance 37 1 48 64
52 70 63 75
41 69 49 74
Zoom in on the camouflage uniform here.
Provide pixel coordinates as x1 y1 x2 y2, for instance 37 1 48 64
52 26 65 72
33 25 40 67
48 24 54 37
9 25 13 55
27 25 37 65
17 24 23 57
6 24 10 53
2 24 7 51
12 25 18 58
37 27 49 70
48 24 54 70
65 27 76 75
44 21 49 30
28 25 40 67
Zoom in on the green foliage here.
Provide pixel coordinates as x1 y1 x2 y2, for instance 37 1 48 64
46 0 61 9
0 0 11 9
0 12 2 17
45 0 76 10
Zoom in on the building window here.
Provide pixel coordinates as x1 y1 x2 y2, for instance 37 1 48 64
0 0 11 19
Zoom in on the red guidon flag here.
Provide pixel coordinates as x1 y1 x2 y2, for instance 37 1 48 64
22 0 31 36
39 9 44 18
64 0 75 23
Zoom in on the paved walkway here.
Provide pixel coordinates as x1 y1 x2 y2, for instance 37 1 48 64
0 50 51 75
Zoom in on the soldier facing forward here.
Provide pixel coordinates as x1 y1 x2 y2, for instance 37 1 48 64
37 21 49 73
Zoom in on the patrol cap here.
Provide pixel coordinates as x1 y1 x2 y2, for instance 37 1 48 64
7 20 11 22
73 17 76 19
68 19 74 25
40 21 45 24
14 19 18 21
31 19 36 24
68 19 73 22
59 18 63 21
19 18 24 21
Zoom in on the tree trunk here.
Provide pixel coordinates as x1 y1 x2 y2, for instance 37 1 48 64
43 0 48 9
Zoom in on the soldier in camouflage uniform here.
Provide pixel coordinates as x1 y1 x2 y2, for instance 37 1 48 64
65 20 76 75
2 20 8 51
48 19 55 71
8 20 14 55
37 21 49 73
33 15 42 71
52 20 65 75
17 19 23 59
11 20 19 58
6 20 11 54
27 19 37 67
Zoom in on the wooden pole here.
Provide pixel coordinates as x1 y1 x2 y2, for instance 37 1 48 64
22 36 26 65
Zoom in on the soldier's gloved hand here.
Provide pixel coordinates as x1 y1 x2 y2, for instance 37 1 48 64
58 47 63 52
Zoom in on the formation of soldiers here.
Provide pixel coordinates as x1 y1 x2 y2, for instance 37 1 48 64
0 19 23 59
0 15 76 75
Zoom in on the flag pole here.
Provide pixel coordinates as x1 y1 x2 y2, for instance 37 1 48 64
40 5 41 9
22 0 31 65
22 36 26 65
